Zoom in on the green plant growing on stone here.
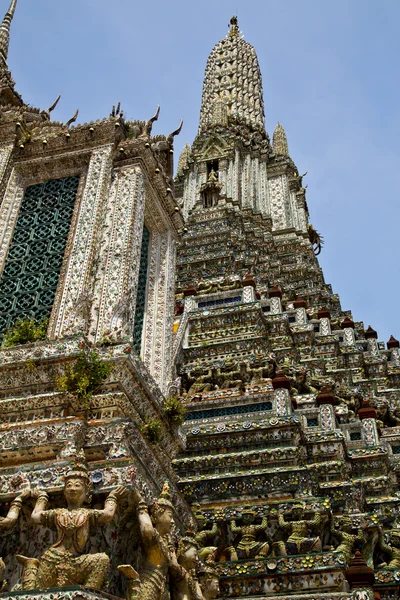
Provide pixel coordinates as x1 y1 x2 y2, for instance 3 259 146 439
2 316 48 347
140 418 162 444
56 350 111 410
164 395 186 427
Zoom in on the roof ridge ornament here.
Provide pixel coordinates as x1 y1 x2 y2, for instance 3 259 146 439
0 0 18 64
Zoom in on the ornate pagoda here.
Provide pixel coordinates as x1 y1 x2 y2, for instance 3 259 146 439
172 15 400 600
1 4 400 600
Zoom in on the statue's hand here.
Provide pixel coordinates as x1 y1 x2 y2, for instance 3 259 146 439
30 488 48 500
109 486 129 501
17 488 31 501
169 548 181 571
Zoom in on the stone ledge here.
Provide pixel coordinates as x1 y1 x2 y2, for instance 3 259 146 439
0 586 123 600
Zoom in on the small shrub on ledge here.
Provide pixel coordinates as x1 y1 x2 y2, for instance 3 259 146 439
2 316 48 348
56 350 111 410
164 395 186 427
140 418 162 444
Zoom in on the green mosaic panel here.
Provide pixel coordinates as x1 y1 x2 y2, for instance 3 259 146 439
133 226 150 354
0 175 79 341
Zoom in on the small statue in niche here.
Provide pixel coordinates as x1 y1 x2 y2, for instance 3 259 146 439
171 533 205 600
195 513 219 562
118 482 180 600
274 503 324 555
332 514 365 564
200 169 222 209
230 509 269 560
17 452 127 590
0 489 31 588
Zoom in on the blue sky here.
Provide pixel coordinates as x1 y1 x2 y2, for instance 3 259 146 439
6 0 400 344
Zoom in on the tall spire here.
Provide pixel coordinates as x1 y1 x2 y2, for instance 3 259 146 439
0 0 18 65
198 16 265 133
273 122 289 156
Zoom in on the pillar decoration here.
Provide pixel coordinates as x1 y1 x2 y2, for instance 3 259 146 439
319 404 335 430
0 167 24 275
92 165 145 343
341 315 356 346
272 371 292 416
295 307 307 325
55 145 113 338
243 286 255 303
0 142 13 186
268 286 282 314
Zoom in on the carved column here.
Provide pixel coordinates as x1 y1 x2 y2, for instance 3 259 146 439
54 144 113 338
91 165 145 343
143 231 176 392
0 167 24 276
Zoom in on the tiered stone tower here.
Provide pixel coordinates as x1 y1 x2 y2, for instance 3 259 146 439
173 16 400 600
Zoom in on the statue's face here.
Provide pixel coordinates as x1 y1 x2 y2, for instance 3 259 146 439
242 513 254 525
292 507 303 519
64 478 87 506
204 576 220 599
183 544 198 567
341 519 352 533
156 507 174 535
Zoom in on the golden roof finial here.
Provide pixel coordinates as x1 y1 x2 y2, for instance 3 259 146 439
229 15 239 37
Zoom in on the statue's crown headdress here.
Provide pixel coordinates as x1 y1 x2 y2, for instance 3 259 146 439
198 553 218 580
153 481 174 512
64 450 91 487
242 508 257 516
181 530 199 548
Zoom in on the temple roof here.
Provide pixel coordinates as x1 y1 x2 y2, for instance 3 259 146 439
198 16 265 133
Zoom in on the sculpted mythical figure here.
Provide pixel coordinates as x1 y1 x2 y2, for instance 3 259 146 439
332 514 365 564
195 513 219 562
378 527 400 569
171 533 205 600
17 452 127 590
118 482 180 600
274 503 323 555
290 369 317 396
198 560 220 600
230 509 269 560
0 489 31 588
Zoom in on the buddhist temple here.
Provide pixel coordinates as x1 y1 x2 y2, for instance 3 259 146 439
0 5 399 600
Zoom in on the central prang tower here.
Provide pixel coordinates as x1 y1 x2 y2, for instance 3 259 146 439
172 16 400 600
175 16 327 301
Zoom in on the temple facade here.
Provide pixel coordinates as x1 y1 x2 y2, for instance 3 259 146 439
0 4 400 600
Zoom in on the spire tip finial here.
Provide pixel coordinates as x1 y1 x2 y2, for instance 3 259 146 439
273 122 289 157
229 15 239 37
